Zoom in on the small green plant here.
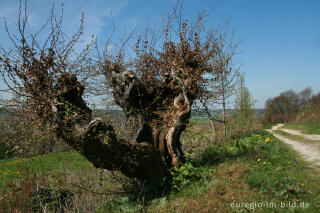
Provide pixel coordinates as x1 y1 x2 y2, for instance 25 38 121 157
246 162 307 199
284 121 320 134
170 163 215 192
200 131 271 164
232 73 255 135
95 196 142 213
31 188 74 212
245 133 309 199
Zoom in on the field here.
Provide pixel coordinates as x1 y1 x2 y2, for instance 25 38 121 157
1 119 320 212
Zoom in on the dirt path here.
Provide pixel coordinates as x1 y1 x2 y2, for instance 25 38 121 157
268 124 320 168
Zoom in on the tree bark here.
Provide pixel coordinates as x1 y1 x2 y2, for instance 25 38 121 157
50 71 191 181
107 70 190 168
222 84 227 139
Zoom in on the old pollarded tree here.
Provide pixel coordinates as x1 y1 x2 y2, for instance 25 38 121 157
0 2 226 182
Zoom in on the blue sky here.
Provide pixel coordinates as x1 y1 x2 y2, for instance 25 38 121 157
0 0 319 108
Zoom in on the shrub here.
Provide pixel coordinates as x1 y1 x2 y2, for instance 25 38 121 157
95 196 142 213
200 131 269 164
31 188 74 212
171 163 215 193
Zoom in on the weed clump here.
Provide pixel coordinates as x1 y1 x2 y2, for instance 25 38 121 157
31 188 74 212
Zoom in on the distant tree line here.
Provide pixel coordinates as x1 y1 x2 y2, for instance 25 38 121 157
265 87 320 123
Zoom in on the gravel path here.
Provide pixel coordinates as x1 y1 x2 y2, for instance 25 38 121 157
268 124 320 167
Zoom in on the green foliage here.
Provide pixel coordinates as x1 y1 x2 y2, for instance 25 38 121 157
200 131 270 164
283 121 320 135
103 137 109 144
259 118 274 129
0 143 11 159
245 134 309 199
303 122 320 134
149 129 320 212
171 163 216 193
246 166 307 199
232 73 255 134
95 196 142 213
31 188 74 212
2 123 320 212
150 197 167 208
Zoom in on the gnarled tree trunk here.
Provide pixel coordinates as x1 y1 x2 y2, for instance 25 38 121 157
50 70 193 182
0 1 219 183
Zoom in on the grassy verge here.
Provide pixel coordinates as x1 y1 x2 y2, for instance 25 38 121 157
1 131 320 212
243 133 320 212
97 131 320 212
274 130 320 150
283 122 320 135
274 129 319 143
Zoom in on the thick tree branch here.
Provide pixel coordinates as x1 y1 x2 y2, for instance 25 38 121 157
52 74 169 181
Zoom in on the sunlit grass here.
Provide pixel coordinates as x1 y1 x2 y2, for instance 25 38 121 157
0 151 92 190
274 129 320 149
283 122 320 135
147 131 320 212
2 123 320 212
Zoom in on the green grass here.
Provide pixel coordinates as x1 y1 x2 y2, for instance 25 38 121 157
145 131 320 212
275 128 319 142
96 131 320 212
0 151 93 190
274 129 320 153
274 129 318 143
245 134 313 198
2 128 320 212
260 119 274 129
283 122 320 135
